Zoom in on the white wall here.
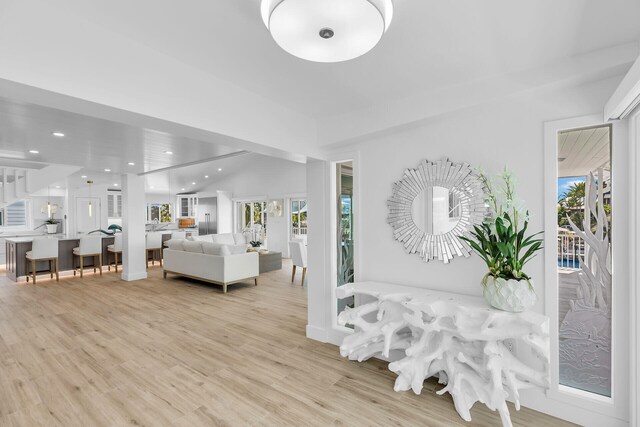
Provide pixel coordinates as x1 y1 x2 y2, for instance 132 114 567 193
353 76 621 296
65 182 109 236
307 75 629 425
197 156 307 255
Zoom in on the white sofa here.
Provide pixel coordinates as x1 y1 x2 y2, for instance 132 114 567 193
189 233 267 250
163 239 259 293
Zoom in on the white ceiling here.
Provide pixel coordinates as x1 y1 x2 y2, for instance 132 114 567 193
0 95 302 192
558 125 611 177
57 0 640 118
0 95 247 182
0 0 638 176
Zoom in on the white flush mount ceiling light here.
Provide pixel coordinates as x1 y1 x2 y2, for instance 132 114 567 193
261 0 393 63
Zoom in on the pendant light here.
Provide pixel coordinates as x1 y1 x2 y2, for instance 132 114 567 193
261 0 394 62
47 185 52 219
87 180 94 217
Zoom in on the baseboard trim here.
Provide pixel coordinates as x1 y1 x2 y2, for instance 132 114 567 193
306 325 350 346
306 325 328 342
121 272 148 281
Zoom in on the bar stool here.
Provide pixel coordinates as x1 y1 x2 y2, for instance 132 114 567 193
164 231 186 249
146 232 163 268
25 238 59 284
107 234 123 272
171 231 186 241
73 235 103 278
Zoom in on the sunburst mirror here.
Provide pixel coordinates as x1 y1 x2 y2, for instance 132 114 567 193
387 157 487 263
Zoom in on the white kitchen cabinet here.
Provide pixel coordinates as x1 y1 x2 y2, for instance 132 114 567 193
177 195 197 218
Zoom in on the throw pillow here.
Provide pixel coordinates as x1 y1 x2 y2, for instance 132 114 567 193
202 242 231 256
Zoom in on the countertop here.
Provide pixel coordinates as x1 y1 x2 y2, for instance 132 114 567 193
4 230 180 243
4 234 116 243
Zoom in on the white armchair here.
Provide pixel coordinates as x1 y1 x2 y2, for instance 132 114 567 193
289 240 307 286
26 238 59 283
73 235 103 278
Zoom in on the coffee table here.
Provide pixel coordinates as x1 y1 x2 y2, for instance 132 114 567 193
258 251 282 273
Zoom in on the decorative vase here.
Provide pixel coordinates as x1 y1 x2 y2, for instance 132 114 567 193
483 276 537 312
46 224 58 234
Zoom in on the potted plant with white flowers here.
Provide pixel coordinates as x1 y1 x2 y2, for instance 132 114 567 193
460 168 543 312
45 217 59 234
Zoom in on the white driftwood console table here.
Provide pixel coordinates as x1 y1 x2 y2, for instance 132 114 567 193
337 282 550 427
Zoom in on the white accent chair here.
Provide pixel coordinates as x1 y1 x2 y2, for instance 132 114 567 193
146 232 164 268
25 238 59 283
107 234 123 272
73 235 103 278
289 240 307 286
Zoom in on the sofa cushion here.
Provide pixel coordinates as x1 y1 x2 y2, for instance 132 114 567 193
166 239 186 251
191 234 213 243
183 241 204 253
202 242 231 256
233 233 247 245
211 233 235 245
228 244 248 255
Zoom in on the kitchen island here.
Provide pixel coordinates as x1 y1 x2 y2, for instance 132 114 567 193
5 232 176 282
5 235 115 282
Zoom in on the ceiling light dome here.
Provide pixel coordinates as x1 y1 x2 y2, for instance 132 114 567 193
261 0 393 63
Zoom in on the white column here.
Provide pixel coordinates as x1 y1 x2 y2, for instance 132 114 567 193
121 173 147 281
306 159 330 342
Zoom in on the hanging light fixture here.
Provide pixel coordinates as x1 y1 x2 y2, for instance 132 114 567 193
261 0 393 63
47 185 52 219
87 180 94 217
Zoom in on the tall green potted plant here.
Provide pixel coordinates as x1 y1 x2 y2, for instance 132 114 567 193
461 168 543 312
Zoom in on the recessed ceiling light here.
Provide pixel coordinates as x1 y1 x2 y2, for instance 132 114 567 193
181 188 185 191
113 183 119 187
204 175 209 178
52 132 65 137
55 185 61 188
165 151 173 155
29 150 39 154
218 168 222 172
191 182 196 185
104 168 111 172
81 175 87 178
128 162 135 166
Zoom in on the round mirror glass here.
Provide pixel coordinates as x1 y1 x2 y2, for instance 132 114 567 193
411 186 462 235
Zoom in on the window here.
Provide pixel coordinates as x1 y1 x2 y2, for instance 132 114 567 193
556 125 612 397
147 203 172 223
240 201 267 239
107 191 122 218
291 198 307 238
1 200 29 227
337 161 354 321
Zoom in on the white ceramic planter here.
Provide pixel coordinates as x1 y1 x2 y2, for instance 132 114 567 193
483 276 537 312
46 224 58 234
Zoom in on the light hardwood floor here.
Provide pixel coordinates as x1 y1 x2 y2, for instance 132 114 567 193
0 261 576 427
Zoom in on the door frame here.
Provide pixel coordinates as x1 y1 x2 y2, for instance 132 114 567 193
542 115 629 425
